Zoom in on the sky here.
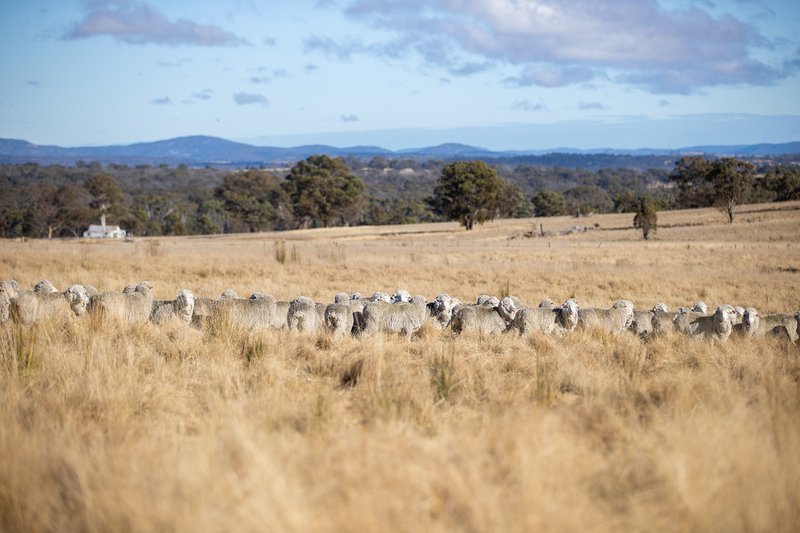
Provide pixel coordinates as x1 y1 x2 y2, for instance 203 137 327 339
1 0 799 150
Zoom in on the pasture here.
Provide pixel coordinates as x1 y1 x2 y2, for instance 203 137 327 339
1 202 799 532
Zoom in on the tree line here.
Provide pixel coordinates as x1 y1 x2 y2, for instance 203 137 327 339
0 154 797 238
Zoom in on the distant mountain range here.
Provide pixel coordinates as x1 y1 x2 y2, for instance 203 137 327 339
1 136 798 167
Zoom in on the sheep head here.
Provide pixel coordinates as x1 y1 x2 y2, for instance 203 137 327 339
713 305 737 335
741 307 760 336
64 284 90 316
220 288 239 300
391 290 411 303
174 289 195 323
560 298 579 331
538 298 555 309
497 297 517 323
334 292 349 304
652 303 669 313
34 279 58 294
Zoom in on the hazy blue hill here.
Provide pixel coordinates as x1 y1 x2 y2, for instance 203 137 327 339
0 136 798 167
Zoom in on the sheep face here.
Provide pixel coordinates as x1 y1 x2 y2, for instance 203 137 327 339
691 301 708 314
560 299 579 331
652 303 669 313
391 290 411 303
64 285 90 316
741 308 760 336
0 281 20 299
713 305 737 337
497 297 517 323
175 289 195 323
370 292 391 303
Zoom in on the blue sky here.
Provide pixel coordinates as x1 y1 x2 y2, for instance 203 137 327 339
1 0 798 150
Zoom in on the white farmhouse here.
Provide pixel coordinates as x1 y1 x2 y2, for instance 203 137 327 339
83 214 126 239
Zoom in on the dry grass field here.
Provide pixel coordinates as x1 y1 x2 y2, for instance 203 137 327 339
1 202 799 532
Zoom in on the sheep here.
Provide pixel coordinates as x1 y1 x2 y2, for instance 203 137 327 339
287 296 322 333
0 285 13 324
476 295 501 308
88 282 154 324
0 280 20 299
733 307 759 337
369 292 391 303
391 290 411 303
671 308 709 335
11 284 91 325
427 294 458 329
88 281 153 324
196 294 277 331
449 296 517 336
691 301 709 314
362 295 428 339
629 303 670 338
220 288 239 300
577 300 635 334
758 312 799 343
649 304 675 336
194 289 249 323
734 308 799 342
324 303 355 337
150 289 195 325
334 292 350 305
796 312 800 341
538 298 555 309
347 294 367 314
508 298 579 336
686 305 737 341
34 279 58 294
83 284 99 298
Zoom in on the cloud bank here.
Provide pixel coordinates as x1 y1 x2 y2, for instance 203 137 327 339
65 0 246 47
313 0 794 94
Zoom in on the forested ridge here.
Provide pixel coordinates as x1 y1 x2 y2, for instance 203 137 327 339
1 154 798 238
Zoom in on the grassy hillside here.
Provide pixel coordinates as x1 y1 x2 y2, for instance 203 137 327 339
1 202 799 532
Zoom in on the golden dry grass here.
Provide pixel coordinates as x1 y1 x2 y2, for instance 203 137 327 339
1 202 799 532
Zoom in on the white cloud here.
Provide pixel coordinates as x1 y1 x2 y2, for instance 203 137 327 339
331 0 791 93
66 0 247 47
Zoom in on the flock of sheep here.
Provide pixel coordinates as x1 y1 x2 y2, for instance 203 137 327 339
1 278 798 344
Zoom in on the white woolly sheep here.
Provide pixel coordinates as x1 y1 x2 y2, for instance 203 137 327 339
577 300 635 334
734 308 798 342
88 282 154 324
324 303 355 337
151 289 195 325
449 297 517 336
538 298 555 309
362 295 428 339
11 284 90 325
287 296 322 333
629 303 669 337
686 305 737 341
508 298 579 336
34 279 58 294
